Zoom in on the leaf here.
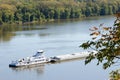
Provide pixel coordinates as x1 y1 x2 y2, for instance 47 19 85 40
89 27 98 31
90 31 100 36
80 41 90 49
92 37 97 40
103 27 109 30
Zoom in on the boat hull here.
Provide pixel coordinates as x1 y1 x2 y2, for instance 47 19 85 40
9 60 48 67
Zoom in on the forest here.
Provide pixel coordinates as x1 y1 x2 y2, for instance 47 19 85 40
0 0 120 24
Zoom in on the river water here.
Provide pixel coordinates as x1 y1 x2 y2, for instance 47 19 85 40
0 16 119 80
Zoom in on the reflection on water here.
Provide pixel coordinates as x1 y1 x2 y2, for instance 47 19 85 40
0 17 104 42
0 24 48 42
10 63 45 75
0 25 16 42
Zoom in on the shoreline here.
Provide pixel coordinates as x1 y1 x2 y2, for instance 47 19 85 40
0 15 114 27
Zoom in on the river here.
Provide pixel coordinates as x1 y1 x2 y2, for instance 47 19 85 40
0 16 119 80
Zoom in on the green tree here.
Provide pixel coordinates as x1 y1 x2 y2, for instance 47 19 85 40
70 8 76 18
14 12 22 22
54 9 61 19
48 9 55 19
85 7 92 17
80 13 120 69
0 0 120 24
0 18 3 25
108 6 113 15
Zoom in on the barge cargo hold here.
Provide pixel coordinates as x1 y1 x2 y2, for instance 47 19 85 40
49 51 96 62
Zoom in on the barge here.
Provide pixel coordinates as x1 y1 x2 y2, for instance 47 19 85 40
49 51 96 62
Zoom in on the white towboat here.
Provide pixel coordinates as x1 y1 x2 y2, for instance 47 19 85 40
9 50 48 67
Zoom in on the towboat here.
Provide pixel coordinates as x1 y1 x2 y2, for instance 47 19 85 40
9 50 48 67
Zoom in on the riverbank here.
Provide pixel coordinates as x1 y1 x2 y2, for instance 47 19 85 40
0 15 114 28
0 19 55 26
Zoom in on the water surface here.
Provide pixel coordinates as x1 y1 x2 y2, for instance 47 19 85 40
0 16 118 80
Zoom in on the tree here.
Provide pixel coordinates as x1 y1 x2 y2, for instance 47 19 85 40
54 9 61 19
0 0 120 24
85 7 92 17
80 13 120 69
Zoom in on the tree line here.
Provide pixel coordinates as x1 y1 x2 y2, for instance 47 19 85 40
0 0 120 25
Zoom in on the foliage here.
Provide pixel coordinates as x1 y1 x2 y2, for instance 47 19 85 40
110 70 120 80
80 13 120 69
0 0 120 24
